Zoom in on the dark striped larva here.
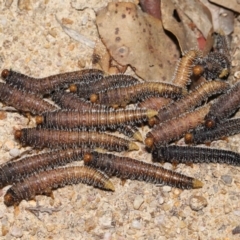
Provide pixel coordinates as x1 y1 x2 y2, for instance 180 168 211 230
83 152 203 189
213 32 231 61
204 82 240 128
1 68 104 95
51 91 109 111
0 148 88 189
152 145 240 165
155 81 229 124
145 105 210 148
172 49 203 88
35 108 157 130
90 82 186 108
14 128 139 152
0 82 58 114
69 74 139 99
4 166 114 206
185 118 240 145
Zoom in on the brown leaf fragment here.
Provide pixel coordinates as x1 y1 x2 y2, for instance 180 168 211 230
96 2 179 82
209 0 240 14
161 0 198 52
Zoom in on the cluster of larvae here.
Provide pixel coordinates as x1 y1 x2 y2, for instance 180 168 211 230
0 32 238 208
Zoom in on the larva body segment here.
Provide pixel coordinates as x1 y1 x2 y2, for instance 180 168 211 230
15 128 139 152
117 125 143 142
4 166 114 206
2 69 104 95
0 148 87 189
36 108 157 130
51 91 108 111
152 145 240 165
185 118 240 145
156 81 229 124
91 82 185 107
83 152 203 189
205 82 240 127
172 49 203 88
70 74 139 99
0 83 58 114
138 97 171 111
145 105 210 148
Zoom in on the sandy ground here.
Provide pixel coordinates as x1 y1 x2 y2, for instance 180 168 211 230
0 0 240 239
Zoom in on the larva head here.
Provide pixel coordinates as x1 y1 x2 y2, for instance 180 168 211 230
90 94 99 104
145 136 154 149
4 189 18 207
193 65 204 76
35 116 44 125
69 84 77 93
1 69 10 79
14 130 22 140
151 147 163 161
205 119 215 129
148 117 158 127
83 152 93 165
192 179 203 189
184 133 193 144
147 109 158 119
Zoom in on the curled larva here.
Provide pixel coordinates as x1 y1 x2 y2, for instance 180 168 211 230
185 118 240 145
1 68 104 95
35 108 157 130
14 128 139 152
90 82 185 108
69 74 139 99
0 82 58 114
152 145 240 165
0 148 88 188
204 82 240 128
155 81 229 124
83 152 203 189
172 49 203 88
4 166 114 206
145 105 210 148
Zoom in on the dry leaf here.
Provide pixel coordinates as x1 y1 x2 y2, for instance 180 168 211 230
161 0 198 52
96 2 179 82
209 0 240 14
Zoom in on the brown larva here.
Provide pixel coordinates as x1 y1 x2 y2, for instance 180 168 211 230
4 166 115 206
90 82 186 108
185 118 240 145
204 82 240 128
14 128 139 152
152 145 240 165
1 68 104 95
172 49 203 88
69 74 139 99
51 91 109 111
0 148 88 189
155 81 229 124
83 152 203 189
35 108 157 130
117 125 143 142
0 82 58 115
145 105 210 149
137 97 171 111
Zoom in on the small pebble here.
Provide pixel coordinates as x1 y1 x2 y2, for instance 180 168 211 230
221 175 232 185
162 186 172 192
158 196 164 205
133 195 144 210
189 195 208 211
10 225 23 238
233 210 240 217
9 148 20 157
131 219 142 229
